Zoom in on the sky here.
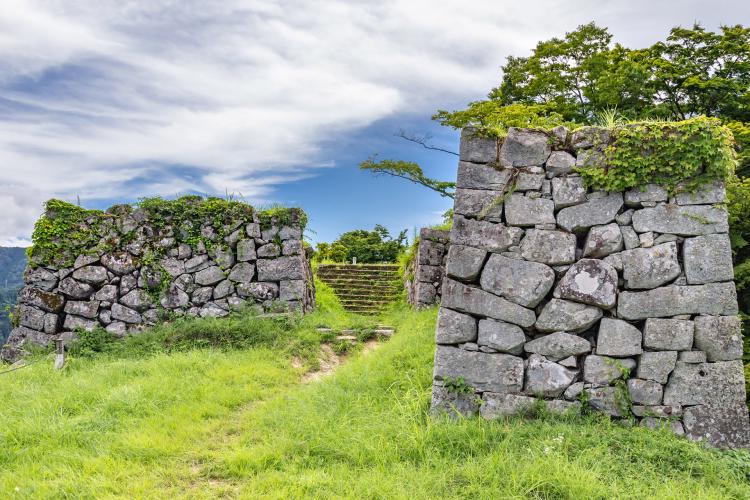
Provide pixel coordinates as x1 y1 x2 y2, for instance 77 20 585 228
0 1 748 247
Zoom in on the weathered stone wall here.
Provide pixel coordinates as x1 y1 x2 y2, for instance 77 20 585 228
431 126 750 448
405 228 450 308
2 201 314 362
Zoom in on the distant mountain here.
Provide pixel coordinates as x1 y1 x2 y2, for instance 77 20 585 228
0 247 27 344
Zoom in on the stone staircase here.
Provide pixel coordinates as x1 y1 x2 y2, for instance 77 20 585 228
316 264 401 315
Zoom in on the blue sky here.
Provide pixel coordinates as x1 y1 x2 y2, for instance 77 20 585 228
0 0 748 246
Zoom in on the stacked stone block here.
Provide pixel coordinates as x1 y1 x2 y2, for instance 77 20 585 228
405 228 450 308
431 126 750 448
2 203 314 362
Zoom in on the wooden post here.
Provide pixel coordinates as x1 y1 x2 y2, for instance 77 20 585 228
54 338 65 370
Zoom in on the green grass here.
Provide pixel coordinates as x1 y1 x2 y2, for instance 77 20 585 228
2 298 750 498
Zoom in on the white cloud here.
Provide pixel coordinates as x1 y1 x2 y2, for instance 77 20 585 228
0 0 747 243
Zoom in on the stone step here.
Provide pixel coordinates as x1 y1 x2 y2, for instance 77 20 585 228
317 273 400 281
319 278 399 287
318 264 400 271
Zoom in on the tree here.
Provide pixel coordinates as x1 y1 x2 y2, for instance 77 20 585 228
316 225 408 264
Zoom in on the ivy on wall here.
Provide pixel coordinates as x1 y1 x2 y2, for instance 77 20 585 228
575 116 736 193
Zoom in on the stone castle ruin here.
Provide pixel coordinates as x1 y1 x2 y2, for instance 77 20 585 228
405 227 450 308
2 198 313 362
431 125 750 448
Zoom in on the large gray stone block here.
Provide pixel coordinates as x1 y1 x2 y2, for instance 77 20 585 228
545 151 576 176
683 404 750 449
452 216 523 253
436 308 477 344
237 239 257 262
552 176 587 209
570 126 610 151
454 188 504 221
556 193 624 233
582 223 623 258
683 234 734 285
624 184 668 207
631 205 729 235
460 127 497 163
524 332 591 361
504 195 555 227
585 386 627 417
674 180 726 205
64 300 100 319
434 345 524 393
228 262 256 284
430 385 479 418
627 379 663 405
618 283 738 320
524 354 577 397
119 289 152 312
418 239 445 266
441 279 536 328
479 254 555 308
637 350 677 384
519 229 576 265
236 282 279 301
279 280 306 302
596 318 642 357
663 360 746 406
445 245 487 282
620 242 681 290
456 161 512 190
194 266 226 286
72 266 108 285
18 286 65 312
643 318 693 350
480 393 537 418
535 299 603 333
553 259 618 309
693 315 743 361
583 355 636 385
477 318 526 354
101 252 137 275
18 305 45 330
111 303 142 324
498 128 551 167
23 267 57 291
257 256 305 281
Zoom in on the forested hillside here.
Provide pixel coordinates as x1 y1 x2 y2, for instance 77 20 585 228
0 247 26 343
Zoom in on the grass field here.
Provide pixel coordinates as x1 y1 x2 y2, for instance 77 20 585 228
1 283 750 498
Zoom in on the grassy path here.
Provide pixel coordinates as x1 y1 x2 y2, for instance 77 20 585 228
1 305 750 498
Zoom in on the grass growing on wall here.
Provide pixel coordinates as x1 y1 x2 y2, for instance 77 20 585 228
2 302 750 497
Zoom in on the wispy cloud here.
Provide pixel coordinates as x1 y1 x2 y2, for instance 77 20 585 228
0 0 745 245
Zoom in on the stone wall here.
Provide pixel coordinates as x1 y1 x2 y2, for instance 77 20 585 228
405 228 450 308
431 126 750 449
2 200 314 362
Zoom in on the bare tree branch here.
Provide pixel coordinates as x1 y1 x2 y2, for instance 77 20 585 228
395 130 459 156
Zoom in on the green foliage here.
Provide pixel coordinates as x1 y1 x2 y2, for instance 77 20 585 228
727 175 750 251
317 225 408 264
27 199 113 268
256 205 308 231
576 117 736 193
2 307 750 497
359 157 456 198
313 242 349 263
726 121 750 175
442 376 474 395
493 23 750 124
433 102 569 138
